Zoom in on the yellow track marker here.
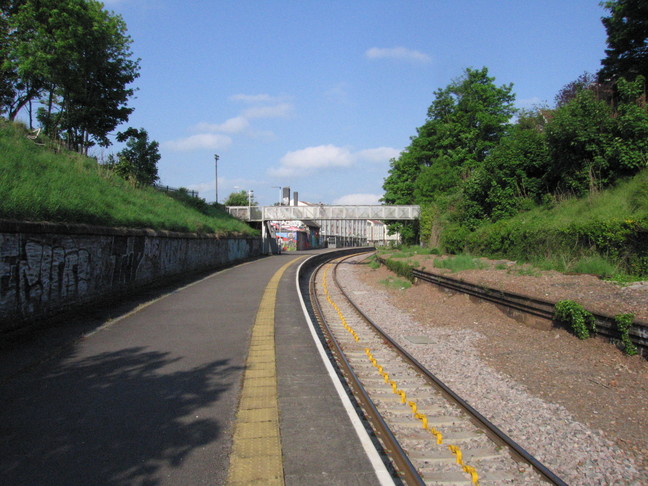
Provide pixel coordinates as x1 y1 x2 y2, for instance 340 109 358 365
226 257 305 486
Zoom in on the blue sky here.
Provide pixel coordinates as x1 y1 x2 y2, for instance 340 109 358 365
101 0 609 206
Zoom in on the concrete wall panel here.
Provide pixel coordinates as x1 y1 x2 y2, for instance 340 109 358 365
0 222 261 332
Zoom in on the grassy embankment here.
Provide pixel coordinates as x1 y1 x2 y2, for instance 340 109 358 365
381 169 648 281
0 120 256 235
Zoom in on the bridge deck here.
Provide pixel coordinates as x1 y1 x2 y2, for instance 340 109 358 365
228 204 420 221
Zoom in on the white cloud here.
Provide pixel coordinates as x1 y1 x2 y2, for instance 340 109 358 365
186 178 220 193
366 46 431 63
333 193 382 205
356 147 400 162
270 145 354 177
169 94 292 151
324 82 351 104
163 133 232 151
269 144 399 178
243 102 293 119
193 117 249 134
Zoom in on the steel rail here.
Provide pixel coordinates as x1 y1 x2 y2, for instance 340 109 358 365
334 254 568 486
407 265 647 357
309 258 426 486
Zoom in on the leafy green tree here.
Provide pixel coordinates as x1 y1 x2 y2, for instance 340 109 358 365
599 0 648 83
4 0 139 152
0 2 17 114
554 72 598 107
381 151 420 244
382 67 515 242
224 190 257 206
463 110 551 222
421 67 516 174
0 0 33 119
108 128 160 186
383 67 516 207
544 75 648 195
544 89 614 195
606 75 648 176
382 151 416 205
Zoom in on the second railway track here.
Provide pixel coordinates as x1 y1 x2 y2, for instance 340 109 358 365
310 252 568 486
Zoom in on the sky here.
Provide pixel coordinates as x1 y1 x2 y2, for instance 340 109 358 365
99 0 610 206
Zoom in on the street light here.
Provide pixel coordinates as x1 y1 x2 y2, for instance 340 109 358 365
248 189 254 207
214 154 219 203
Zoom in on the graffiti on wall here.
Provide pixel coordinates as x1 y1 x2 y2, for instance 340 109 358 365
0 231 260 329
0 234 144 318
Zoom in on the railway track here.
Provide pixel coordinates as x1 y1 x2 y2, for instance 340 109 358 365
309 253 568 486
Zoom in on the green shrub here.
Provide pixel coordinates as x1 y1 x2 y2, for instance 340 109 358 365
614 313 638 356
571 255 618 277
554 300 596 339
368 256 381 270
382 257 416 282
433 254 487 273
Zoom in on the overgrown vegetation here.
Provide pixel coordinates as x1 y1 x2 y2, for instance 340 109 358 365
378 256 416 282
1 0 140 154
614 313 638 356
381 1 647 279
368 256 381 270
433 254 487 273
554 300 597 340
0 120 256 235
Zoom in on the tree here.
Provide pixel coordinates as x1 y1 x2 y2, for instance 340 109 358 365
3 0 139 152
383 67 516 206
382 152 416 205
421 67 516 174
382 67 515 241
109 128 160 186
599 0 648 83
544 89 614 195
224 190 257 206
463 110 551 222
606 75 648 176
555 72 598 107
0 0 27 119
544 75 648 195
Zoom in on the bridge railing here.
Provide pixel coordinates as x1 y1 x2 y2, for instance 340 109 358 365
227 205 420 222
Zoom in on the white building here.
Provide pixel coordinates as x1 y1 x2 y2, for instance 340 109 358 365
295 200 400 247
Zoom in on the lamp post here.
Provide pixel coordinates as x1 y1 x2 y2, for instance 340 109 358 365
214 154 219 203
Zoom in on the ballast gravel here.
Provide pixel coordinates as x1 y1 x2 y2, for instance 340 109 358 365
337 256 647 486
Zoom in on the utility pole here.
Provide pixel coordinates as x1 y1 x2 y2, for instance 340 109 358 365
214 154 219 203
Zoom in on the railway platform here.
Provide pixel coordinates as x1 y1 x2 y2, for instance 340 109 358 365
0 250 388 485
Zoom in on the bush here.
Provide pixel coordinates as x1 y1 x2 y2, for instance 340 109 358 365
433 254 487 272
554 300 596 339
614 313 638 356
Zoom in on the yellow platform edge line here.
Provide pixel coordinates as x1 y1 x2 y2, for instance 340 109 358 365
226 256 305 486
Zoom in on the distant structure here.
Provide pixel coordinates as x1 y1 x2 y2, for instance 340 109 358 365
227 187 417 253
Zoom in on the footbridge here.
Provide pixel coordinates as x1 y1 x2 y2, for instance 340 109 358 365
227 205 420 222
227 204 420 253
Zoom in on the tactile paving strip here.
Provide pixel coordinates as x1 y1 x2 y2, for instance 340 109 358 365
226 257 304 485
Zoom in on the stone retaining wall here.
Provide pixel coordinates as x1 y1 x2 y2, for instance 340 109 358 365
0 221 262 332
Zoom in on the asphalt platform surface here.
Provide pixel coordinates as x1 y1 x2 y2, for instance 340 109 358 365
0 250 381 485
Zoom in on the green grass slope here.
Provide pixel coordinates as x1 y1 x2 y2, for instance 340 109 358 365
0 120 256 235
454 170 648 278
